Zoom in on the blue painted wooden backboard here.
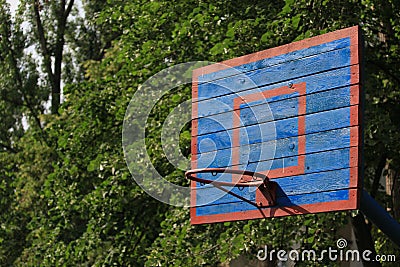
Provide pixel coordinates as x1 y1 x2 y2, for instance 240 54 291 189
190 26 362 224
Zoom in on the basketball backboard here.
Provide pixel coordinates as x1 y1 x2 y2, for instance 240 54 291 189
189 26 362 225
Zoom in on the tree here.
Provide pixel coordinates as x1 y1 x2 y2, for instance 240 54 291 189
31 0 75 114
0 0 105 264
1 0 400 266
0 0 45 151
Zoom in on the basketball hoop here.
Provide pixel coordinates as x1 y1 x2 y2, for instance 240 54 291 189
185 168 277 207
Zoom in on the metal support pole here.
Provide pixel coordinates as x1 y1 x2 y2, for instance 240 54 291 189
360 190 400 247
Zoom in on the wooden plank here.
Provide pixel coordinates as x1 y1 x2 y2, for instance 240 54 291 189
195 146 357 183
194 167 357 206
195 46 354 101
195 126 357 169
195 66 357 118
191 188 359 224
195 189 353 216
193 26 359 82
196 106 355 153
195 85 358 136
248 147 357 174
198 38 351 83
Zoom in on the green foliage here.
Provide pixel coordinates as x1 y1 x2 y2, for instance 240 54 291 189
0 0 400 266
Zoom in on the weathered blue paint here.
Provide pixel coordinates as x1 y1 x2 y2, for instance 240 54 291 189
195 66 352 118
197 46 351 100
198 38 351 83
246 147 351 174
196 86 352 136
195 168 352 205
195 126 354 169
196 189 350 216
197 107 351 153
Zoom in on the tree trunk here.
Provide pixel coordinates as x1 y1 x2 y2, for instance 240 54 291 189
351 154 386 266
33 0 75 114
386 167 400 221
351 213 381 267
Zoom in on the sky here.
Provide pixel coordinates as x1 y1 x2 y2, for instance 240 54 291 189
6 0 19 14
4 0 83 114
6 0 84 16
